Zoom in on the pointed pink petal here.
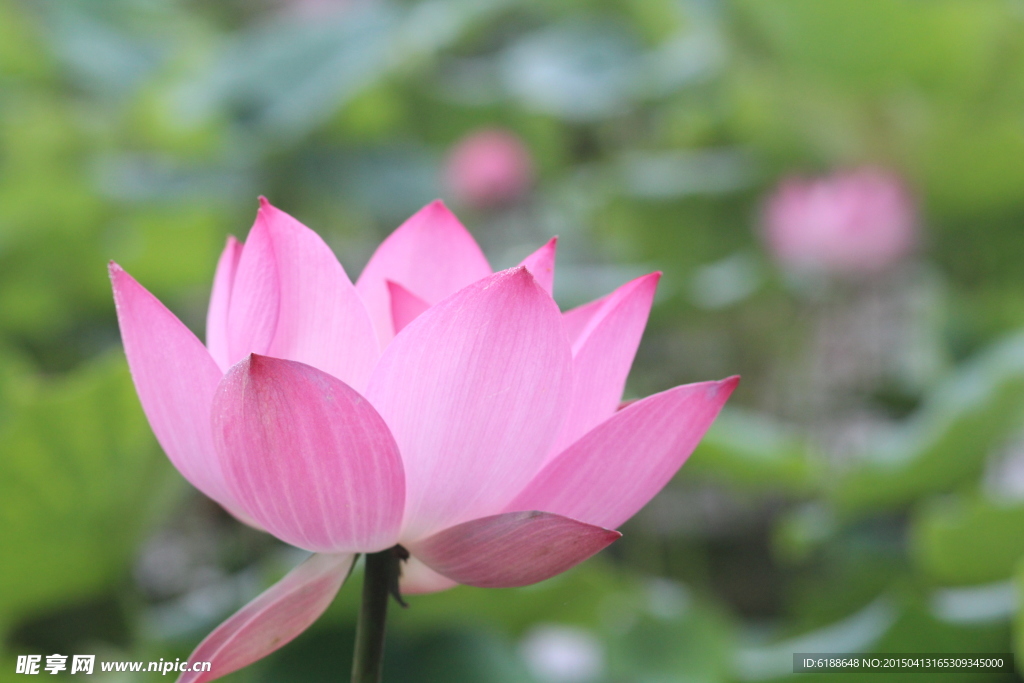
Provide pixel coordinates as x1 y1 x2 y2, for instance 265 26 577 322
226 207 279 364
227 199 379 390
549 273 660 458
110 263 246 520
509 377 738 530
365 268 573 541
399 556 458 595
177 552 353 683
356 200 492 347
206 236 243 371
387 280 430 335
409 511 619 588
212 355 405 553
518 237 557 296
260 200 379 390
562 296 606 347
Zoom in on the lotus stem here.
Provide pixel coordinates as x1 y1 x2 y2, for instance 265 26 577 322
350 546 407 683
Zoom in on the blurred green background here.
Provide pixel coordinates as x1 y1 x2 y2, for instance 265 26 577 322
4 0 1024 680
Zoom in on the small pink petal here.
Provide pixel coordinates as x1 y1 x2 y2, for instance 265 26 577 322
226 207 279 364
365 268 573 542
386 280 430 335
509 377 738 530
409 511 620 588
228 199 378 390
177 552 353 683
399 556 458 595
549 272 660 458
206 236 243 372
355 200 492 347
212 355 405 553
261 200 378 390
110 263 247 521
518 237 557 296
562 296 606 347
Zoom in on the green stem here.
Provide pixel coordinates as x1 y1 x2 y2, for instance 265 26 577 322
350 546 406 683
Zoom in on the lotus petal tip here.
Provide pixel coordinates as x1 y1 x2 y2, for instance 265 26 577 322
719 375 741 395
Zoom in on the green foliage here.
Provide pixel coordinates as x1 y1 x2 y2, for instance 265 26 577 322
833 334 1024 512
914 494 1024 585
687 408 818 493
0 354 172 631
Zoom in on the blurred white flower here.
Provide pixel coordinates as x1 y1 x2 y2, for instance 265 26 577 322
519 624 605 683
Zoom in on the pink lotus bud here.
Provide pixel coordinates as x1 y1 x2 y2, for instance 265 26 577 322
445 128 534 208
762 168 918 275
109 198 735 681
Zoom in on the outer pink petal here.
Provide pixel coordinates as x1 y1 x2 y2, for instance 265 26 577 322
399 556 458 595
518 237 557 296
548 272 660 458
355 200 492 347
229 199 379 391
177 552 353 683
212 355 405 553
408 511 620 588
110 263 245 520
508 377 738 530
386 280 430 335
365 267 573 542
206 236 243 371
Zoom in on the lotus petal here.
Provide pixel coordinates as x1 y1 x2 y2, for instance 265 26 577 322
399 556 458 595
206 236 243 371
227 199 378 390
549 272 660 457
387 280 430 335
110 263 245 519
356 200 491 346
519 237 557 296
409 511 619 588
366 268 572 541
562 297 605 347
213 355 405 553
509 377 738 529
177 553 353 683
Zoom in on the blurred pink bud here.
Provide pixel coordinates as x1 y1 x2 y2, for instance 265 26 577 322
762 168 918 275
445 128 534 208
110 198 735 681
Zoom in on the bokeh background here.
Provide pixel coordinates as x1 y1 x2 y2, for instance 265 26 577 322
4 0 1024 681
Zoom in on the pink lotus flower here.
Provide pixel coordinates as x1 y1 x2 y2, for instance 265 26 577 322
444 128 534 209
762 167 918 275
109 199 735 682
